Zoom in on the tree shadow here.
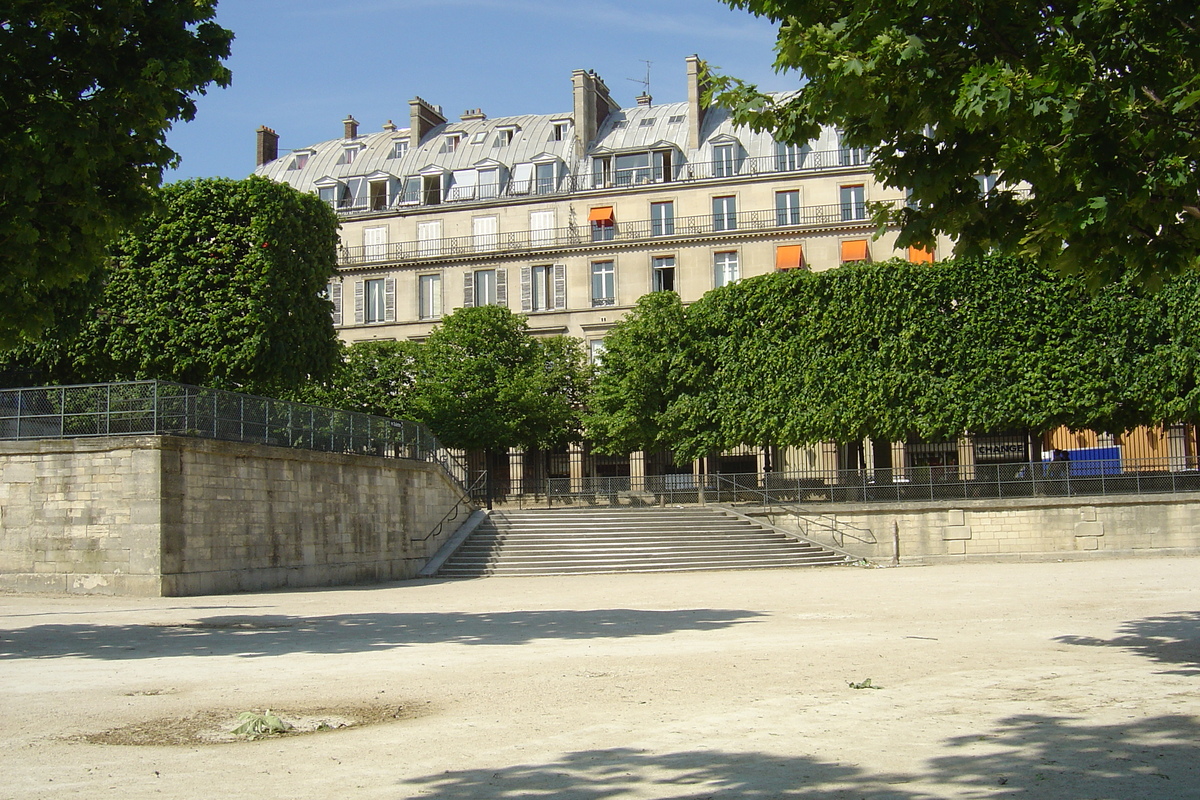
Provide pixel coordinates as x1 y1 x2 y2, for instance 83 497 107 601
399 714 1200 799
0 608 764 661
1055 612 1200 675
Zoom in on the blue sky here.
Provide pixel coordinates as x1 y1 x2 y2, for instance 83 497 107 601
164 0 795 181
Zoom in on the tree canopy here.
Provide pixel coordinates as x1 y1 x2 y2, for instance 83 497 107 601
0 1 233 347
0 176 343 395
711 0 1200 286
587 256 1199 462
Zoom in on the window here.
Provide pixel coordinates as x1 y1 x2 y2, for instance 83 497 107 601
523 264 565 312
589 339 607 365
535 162 557 194
530 210 555 246
838 135 868 166
776 190 801 226
775 142 806 171
589 207 615 242
591 260 615 307
530 265 553 311
326 281 342 327
400 176 421 204
653 149 673 182
668 114 686 124
473 215 498 251
840 185 866 221
363 226 388 260
363 278 388 323
467 269 504 307
441 134 462 153
369 179 388 210
614 152 651 185
713 143 736 177
470 131 488 145
493 128 515 147
318 185 337 206
775 245 804 270
640 118 656 127
612 120 628 129
552 121 570 141
977 174 998 195
651 201 675 236
423 174 442 205
419 274 442 320
288 152 309 170
652 256 676 292
417 220 442 257
713 251 739 287
336 146 359 165
712 195 737 231
841 239 870 262
592 156 611 187
390 140 408 159
477 168 500 199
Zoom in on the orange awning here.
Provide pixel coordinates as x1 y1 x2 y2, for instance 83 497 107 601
588 206 614 222
908 245 935 263
841 239 869 262
775 244 804 270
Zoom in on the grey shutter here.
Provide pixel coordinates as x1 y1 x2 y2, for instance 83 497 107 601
520 266 532 312
552 264 566 309
354 280 365 325
496 268 508 307
463 271 475 308
384 277 396 322
329 281 342 327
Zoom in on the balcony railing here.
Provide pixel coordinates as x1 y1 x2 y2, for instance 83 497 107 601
340 201 891 266
332 147 875 216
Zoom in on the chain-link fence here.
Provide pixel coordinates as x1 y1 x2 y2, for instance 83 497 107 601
0 381 471 488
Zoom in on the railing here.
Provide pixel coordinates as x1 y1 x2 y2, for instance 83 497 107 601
501 456 1200 509
414 470 489 543
332 147 875 216
339 201 888 266
0 381 472 489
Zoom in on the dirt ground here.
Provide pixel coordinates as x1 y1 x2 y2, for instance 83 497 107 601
2 557 1198 799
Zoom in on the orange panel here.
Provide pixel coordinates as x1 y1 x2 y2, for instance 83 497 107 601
841 239 869 262
588 206 614 222
775 244 804 270
908 246 935 263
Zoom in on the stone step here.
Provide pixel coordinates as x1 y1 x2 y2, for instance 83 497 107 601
435 506 851 577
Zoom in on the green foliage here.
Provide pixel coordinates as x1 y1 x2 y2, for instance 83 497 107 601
588 255 1200 461
711 1 1200 286
408 306 588 453
294 340 420 419
0 177 343 395
0 1 233 347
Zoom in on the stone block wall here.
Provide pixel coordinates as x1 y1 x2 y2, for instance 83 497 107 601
0 436 467 596
768 493 1200 564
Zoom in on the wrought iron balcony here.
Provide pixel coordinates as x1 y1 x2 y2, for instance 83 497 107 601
338 200 896 267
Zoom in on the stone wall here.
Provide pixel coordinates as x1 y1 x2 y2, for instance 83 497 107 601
763 493 1200 564
0 436 468 596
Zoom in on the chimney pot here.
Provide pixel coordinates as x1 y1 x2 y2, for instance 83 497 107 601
637 93 653 107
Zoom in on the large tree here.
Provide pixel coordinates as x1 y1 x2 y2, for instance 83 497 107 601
711 1 1200 286
0 176 343 394
409 305 588 457
0 1 233 347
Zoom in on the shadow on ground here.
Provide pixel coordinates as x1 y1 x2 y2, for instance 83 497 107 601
400 713 1200 799
0 608 764 660
1056 611 1200 675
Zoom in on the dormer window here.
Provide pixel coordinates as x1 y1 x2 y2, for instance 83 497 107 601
441 134 463 153
493 127 516 147
668 114 686 124
639 118 656 127
337 145 362 166
390 140 409 159
551 121 570 141
288 152 311 170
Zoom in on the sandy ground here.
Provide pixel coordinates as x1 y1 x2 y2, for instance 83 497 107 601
2 558 1199 800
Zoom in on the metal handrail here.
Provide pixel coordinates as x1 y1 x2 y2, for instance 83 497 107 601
338 201 887 267
331 147 876 217
413 471 488 543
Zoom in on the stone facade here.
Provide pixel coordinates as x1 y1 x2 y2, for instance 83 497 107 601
0 436 467 596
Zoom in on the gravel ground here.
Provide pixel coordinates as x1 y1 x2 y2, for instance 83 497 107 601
2 557 1198 799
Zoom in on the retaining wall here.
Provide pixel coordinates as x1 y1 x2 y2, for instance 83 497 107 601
763 492 1200 564
0 436 465 596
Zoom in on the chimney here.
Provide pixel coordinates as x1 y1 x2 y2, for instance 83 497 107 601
382 119 397 132
686 54 709 152
461 108 487 122
409 97 447 148
636 93 653 107
343 115 359 140
255 125 279 166
572 69 619 151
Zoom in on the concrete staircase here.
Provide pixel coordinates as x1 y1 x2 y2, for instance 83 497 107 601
434 506 852 577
